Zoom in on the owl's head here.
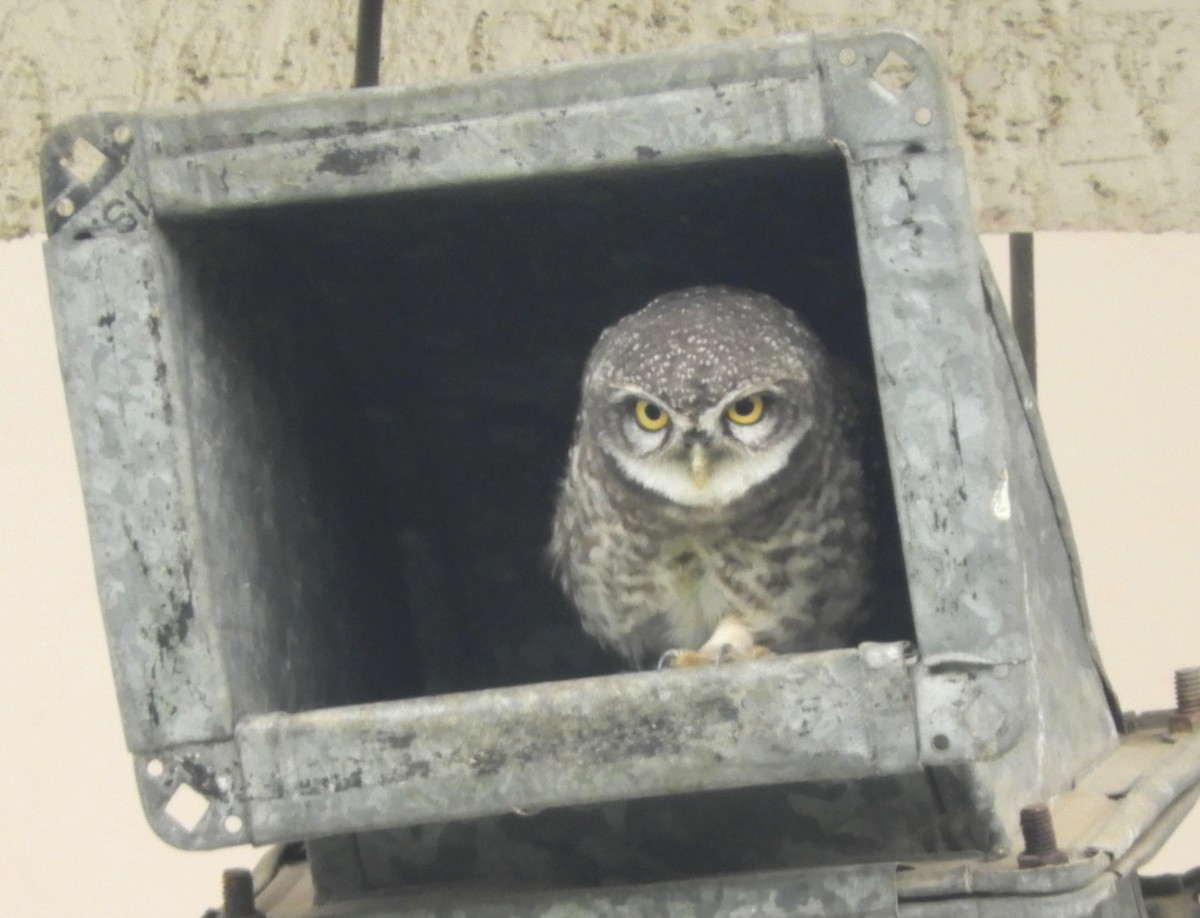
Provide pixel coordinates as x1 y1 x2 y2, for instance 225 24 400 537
579 286 834 509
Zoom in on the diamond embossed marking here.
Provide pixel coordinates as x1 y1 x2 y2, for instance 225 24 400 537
61 137 110 184
873 50 917 97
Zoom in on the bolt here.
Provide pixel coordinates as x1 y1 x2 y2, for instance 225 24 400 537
1020 804 1057 852
1017 803 1068 868
1169 667 1200 734
1176 668 1200 715
221 869 259 918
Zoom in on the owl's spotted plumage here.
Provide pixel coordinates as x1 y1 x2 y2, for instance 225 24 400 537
550 286 879 668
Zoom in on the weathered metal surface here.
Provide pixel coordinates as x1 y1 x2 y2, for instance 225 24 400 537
141 37 828 217
343 773 944 893
837 46 1118 848
242 724 1200 915
851 149 1028 666
262 861 900 917
43 228 231 751
897 872 1139 918
260 861 1156 917
231 644 1032 843
45 212 421 758
960 252 1121 839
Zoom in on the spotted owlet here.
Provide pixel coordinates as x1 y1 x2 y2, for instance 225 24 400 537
550 286 879 668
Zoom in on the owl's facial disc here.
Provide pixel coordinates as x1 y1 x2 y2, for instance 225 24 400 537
605 386 805 508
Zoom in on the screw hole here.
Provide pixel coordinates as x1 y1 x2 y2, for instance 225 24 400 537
224 814 244 835
145 758 165 779
932 734 950 751
914 107 934 126
164 782 210 832
838 48 857 66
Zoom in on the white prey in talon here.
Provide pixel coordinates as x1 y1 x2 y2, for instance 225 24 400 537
657 617 775 669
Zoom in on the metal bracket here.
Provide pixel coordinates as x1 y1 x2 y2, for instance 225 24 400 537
134 739 249 850
41 113 146 238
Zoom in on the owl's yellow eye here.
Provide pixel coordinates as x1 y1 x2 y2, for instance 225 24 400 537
634 399 670 431
726 394 765 425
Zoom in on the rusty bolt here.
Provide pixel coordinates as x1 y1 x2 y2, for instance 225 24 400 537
222 868 260 918
1017 804 1068 868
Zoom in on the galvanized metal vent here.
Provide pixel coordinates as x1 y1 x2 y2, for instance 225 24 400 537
42 32 1122 898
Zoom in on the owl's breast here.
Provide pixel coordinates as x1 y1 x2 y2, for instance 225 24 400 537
644 537 750 649
656 541 710 613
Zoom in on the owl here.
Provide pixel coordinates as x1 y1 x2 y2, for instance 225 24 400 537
550 286 880 668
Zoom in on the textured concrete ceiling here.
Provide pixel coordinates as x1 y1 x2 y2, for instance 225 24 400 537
4 0 1198 238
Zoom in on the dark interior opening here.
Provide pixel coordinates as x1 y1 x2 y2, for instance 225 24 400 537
161 151 913 711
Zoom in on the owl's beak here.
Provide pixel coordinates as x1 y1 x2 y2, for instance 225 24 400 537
690 442 710 489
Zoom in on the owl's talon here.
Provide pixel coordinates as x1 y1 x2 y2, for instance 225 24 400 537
658 648 709 668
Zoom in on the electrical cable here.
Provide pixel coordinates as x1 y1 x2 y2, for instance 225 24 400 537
354 0 385 88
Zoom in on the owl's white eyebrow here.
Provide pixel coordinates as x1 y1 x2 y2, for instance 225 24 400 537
605 385 663 406
720 384 784 404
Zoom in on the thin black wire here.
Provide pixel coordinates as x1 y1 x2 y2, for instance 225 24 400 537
354 0 385 88
1009 232 1036 390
